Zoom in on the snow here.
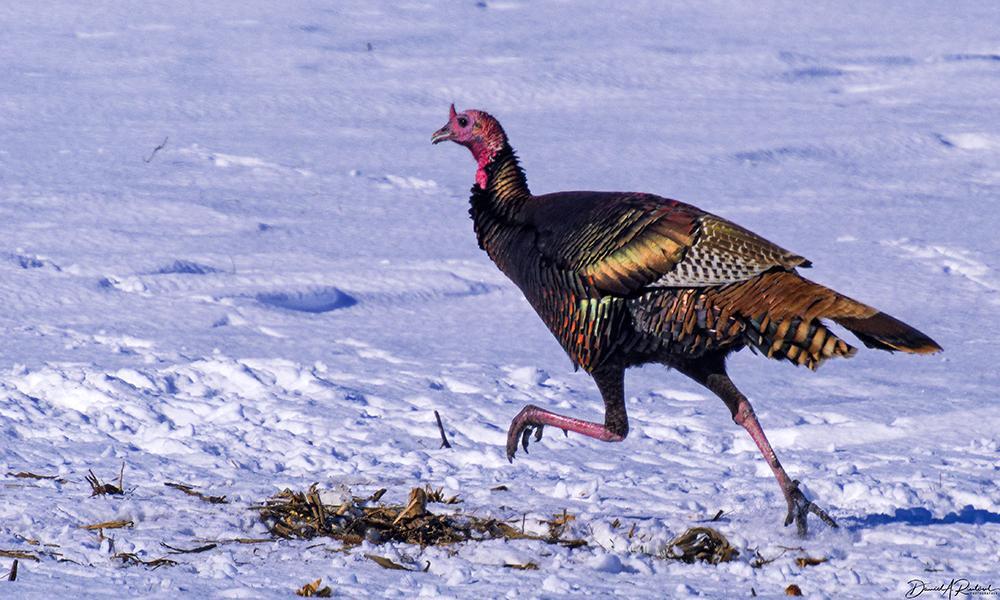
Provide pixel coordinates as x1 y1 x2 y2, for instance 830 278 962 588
1 1 998 598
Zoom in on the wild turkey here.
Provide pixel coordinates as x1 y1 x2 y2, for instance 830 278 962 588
432 105 941 535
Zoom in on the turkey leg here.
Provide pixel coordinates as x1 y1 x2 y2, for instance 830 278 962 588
676 353 838 536
505 367 628 461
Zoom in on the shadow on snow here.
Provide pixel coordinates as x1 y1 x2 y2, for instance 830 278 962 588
848 505 1000 529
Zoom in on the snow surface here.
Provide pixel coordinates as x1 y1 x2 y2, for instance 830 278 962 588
1 1 998 598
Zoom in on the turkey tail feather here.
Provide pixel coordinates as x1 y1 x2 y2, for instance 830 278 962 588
834 312 942 354
700 271 941 370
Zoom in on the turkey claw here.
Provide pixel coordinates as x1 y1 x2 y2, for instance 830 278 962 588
520 424 543 453
506 404 545 462
783 480 838 537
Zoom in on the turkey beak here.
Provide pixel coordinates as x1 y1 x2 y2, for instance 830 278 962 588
431 123 453 145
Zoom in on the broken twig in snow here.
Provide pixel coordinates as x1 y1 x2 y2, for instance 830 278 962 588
160 542 217 555
165 482 228 504
7 471 67 484
434 410 452 449
143 137 168 163
113 552 177 570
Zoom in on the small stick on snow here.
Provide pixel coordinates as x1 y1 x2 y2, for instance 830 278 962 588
434 410 452 449
160 542 217 555
143 137 169 163
7 559 17 582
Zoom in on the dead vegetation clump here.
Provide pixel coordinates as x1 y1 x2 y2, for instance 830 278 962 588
86 464 126 497
1 535 70 566
660 526 739 565
255 484 587 549
296 578 332 597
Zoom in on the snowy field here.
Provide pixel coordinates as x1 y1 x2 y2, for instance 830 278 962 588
1 1 998 597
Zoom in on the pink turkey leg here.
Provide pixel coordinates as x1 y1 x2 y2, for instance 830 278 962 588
505 404 624 462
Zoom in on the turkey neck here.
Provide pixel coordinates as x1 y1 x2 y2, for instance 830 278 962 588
468 143 535 279
471 143 531 225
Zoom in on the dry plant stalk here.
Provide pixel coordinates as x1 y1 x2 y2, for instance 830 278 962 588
160 542 217 555
81 520 134 531
503 562 539 570
7 471 67 483
0 550 38 562
192 537 271 549
164 482 228 504
751 547 789 568
750 546 825 569
113 552 177 570
364 554 411 570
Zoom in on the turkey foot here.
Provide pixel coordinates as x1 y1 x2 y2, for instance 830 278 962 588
505 404 625 462
783 479 838 537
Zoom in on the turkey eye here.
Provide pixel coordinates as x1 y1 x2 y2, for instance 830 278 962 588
457 116 468 127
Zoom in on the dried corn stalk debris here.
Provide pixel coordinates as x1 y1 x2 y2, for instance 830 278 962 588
256 484 586 549
661 527 739 564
